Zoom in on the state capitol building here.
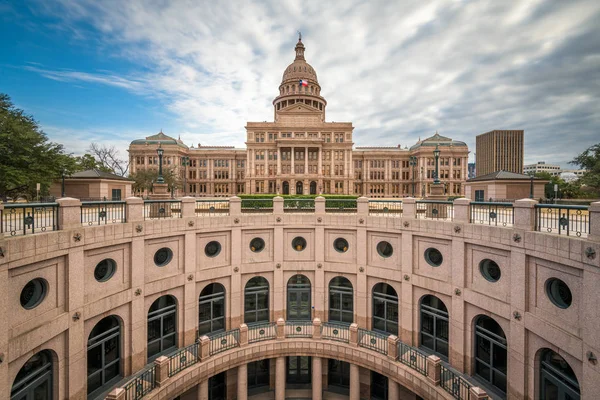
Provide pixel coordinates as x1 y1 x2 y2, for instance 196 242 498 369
129 37 469 198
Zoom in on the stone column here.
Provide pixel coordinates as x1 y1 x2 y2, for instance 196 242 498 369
125 196 144 222
291 147 295 175
273 196 284 215
402 197 416 219
106 388 125 400
513 198 538 230
426 355 441 385
589 201 600 242
154 356 169 387
56 197 82 230
276 356 286 400
312 356 323 400
388 379 399 400
181 196 196 218
237 363 248 400
315 196 326 214
357 196 369 215
453 197 471 223
350 363 360 400
318 147 322 176
277 148 282 175
305 146 309 176
344 149 348 177
197 380 209 400
469 386 489 400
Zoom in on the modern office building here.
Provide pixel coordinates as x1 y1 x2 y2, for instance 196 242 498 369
475 130 524 176
129 38 469 198
523 161 561 176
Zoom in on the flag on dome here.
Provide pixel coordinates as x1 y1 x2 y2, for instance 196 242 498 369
299 79 308 87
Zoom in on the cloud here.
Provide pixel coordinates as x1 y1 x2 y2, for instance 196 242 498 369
24 0 600 167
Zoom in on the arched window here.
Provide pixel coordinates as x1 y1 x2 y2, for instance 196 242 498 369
244 277 269 324
474 316 507 394
11 351 53 400
420 295 449 358
87 316 122 397
287 275 311 320
372 283 398 335
329 277 353 324
248 360 270 394
147 295 177 360
209 371 227 400
328 359 350 395
540 349 580 400
199 283 225 336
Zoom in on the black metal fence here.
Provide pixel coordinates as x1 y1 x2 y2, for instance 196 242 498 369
195 200 230 216
368 200 403 217
470 202 514 226
416 200 454 221
357 328 388 355
1 203 58 236
284 198 315 213
168 343 199 377
535 204 589 237
209 329 240 355
241 199 274 213
440 364 472 400
143 200 182 220
248 321 277 343
80 201 126 226
285 321 313 338
322 322 350 343
398 342 428 376
325 199 357 213
124 365 156 400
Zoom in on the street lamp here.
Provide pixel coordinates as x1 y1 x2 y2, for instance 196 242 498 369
182 156 190 196
433 144 441 184
409 156 417 196
156 145 165 184
529 175 534 199
61 169 66 197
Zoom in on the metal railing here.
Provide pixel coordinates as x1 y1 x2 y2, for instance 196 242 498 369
322 322 350 343
124 365 156 400
440 364 472 400
1 203 58 236
470 202 514 227
195 200 230 216
535 204 589 237
416 200 453 221
284 198 315 213
143 200 182 220
285 321 313 338
241 199 273 213
357 328 388 355
248 321 277 343
168 342 199 377
325 199 358 213
80 201 126 226
369 200 403 216
398 342 428 376
209 329 240 355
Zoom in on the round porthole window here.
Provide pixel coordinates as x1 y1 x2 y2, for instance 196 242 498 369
479 259 501 282
154 247 173 267
20 278 48 310
292 237 307 251
424 248 443 267
333 238 349 253
205 241 222 257
94 258 117 282
545 278 572 309
250 237 265 253
377 241 393 258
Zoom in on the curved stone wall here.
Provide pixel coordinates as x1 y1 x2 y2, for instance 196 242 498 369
1 198 599 400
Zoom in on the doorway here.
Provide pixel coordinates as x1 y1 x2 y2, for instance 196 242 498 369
310 181 317 195
282 181 290 195
296 181 303 195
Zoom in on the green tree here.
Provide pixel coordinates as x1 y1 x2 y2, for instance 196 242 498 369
570 143 600 195
129 167 182 197
0 94 79 200
534 172 584 199
73 154 113 173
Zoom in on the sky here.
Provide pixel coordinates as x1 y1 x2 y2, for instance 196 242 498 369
1 0 599 168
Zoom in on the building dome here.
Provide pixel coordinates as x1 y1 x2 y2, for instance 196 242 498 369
281 38 319 85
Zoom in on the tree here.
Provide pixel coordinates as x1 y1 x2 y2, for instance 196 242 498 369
0 93 79 200
73 153 113 173
534 172 583 199
570 143 600 195
87 142 130 176
129 167 181 197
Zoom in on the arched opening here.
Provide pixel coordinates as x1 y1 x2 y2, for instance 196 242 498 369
287 356 311 385
11 350 53 400
248 359 270 395
287 275 311 321
87 315 122 397
282 181 290 195
310 181 317 195
208 371 226 400
372 283 398 335
329 276 353 324
296 181 303 195
420 295 449 358
328 359 350 395
244 277 269 324
371 371 388 400
147 295 177 360
199 283 225 336
540 349 580 399
474 315 507 394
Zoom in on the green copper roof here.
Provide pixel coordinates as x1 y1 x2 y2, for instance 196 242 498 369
130 132 189 148
409 132 467 150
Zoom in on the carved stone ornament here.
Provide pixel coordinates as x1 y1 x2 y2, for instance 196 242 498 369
513 311 522 321
454 225 461 233
136 225 143 233
359 267 365 273
587 351 598 365
233 267 239 273
73 233 82 242
135 288 142 296
359 218 364 224
513 233 521 243
454 288 462 296
72 312 81 321
403 221 410 228
585 247 596 260
187 274 194 281
234 218 240 224
317 217 322 222
276 263 281 269
188 220 195 227
403 274 410 281
276 217 282 222
317 263 322 268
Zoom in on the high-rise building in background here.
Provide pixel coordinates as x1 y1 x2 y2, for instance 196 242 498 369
475 130 524 177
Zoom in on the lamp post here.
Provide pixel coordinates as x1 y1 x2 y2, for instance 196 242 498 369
529 175 534 199
156 145 165 184
182 156 189 197
61 169 66 197
433 144 441 184
409 156 417 196
277 184 280 195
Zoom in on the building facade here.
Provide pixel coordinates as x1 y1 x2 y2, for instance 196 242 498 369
523 161 561 176
129 38 469 198
475 130 524 177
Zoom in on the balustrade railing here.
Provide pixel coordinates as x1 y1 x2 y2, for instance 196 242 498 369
123 365 156 400
284 198 315 213
1 203 58 236
325 199 357 213
285 321 313 338
470 202 514 226
209 329 240 355
321 322 350 343
248 321 277 343
168 342 199 377
357 328 388 355
416 200 453 221
369 200 403 216
143 200 182 220
398 342 428 376
81 201 126 226
195 199 229 216
535 204 589 237
440 364 472 400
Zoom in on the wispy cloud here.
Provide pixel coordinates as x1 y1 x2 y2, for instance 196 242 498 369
21 0 600 166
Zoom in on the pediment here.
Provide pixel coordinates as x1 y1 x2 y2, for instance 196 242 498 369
279 102 321 115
